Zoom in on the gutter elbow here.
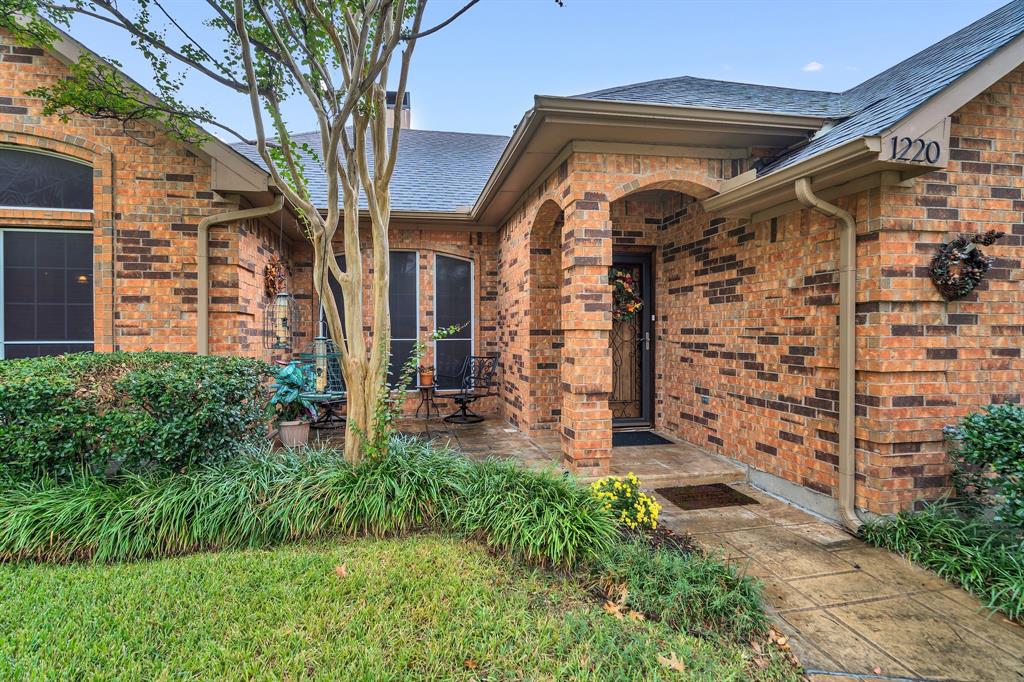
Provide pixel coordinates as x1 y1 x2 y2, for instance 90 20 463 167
197 194 286 356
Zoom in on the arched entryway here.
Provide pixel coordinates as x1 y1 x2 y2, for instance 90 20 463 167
607 182 715 431
527 199 564 432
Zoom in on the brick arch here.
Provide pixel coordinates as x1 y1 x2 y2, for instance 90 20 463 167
608 171 721 203
526 196 564 432
0 124 112 165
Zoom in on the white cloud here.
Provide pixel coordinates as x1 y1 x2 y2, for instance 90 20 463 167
802 61 824 73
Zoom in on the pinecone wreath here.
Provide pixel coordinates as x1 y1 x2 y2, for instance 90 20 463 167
929 230 1004 301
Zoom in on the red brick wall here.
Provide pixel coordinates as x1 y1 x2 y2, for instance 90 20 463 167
0 30 293 360
859 65 1024 512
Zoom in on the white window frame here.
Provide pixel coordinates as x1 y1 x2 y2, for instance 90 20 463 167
0 227 95 360
433 253 475 392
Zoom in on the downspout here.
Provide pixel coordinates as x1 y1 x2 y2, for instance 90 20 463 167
197 194 285 355
794 177 863 533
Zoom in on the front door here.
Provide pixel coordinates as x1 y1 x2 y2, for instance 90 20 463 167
610 252 653 427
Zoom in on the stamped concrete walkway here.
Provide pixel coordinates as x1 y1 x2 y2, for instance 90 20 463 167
397 418 1024 682
655 483 1024 682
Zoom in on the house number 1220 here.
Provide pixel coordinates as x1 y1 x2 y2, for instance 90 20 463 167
890 136 941 164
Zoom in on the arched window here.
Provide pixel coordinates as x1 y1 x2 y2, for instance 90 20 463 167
0 147 93 210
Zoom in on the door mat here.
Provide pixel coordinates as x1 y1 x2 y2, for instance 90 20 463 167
654 483 759 511
612 430 673 447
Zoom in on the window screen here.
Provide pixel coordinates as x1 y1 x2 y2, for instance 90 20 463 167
3 231 94 359
318 254 346 393
0 148 93 210
435 255 472 389
388 251 418 386
319 251 420 389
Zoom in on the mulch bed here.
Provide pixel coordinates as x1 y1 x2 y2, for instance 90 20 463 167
626 524 696 555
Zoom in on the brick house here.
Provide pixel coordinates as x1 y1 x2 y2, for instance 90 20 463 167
1 3 1022 525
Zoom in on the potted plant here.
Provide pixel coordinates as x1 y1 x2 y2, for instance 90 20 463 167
269 361 317 447
419 363 435 387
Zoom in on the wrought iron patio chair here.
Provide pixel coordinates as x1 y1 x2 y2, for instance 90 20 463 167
441 354 499 424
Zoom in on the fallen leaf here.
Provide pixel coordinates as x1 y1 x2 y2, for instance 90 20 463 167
464 659 478 670
333 564 347 578
603 601 624 619
627 609 645 622
657 652 687 672
751 641 763 655
776 636 787 647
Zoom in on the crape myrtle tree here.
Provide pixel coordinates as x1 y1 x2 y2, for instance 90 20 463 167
0 0 489 463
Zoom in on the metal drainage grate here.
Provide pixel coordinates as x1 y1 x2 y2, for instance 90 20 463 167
654 483 759 511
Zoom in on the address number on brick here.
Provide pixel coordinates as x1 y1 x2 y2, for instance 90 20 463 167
889 135 941 164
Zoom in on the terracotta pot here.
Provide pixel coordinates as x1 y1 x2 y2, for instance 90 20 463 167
278 419 310 448
419 370 434 387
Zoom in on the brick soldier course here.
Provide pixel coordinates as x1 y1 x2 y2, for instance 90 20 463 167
2 3 1023 520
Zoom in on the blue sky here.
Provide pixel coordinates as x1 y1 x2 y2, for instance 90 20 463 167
67 0 1007 140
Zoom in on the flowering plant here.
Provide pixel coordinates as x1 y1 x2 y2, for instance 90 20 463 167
591 472 661 530
610 268 643 321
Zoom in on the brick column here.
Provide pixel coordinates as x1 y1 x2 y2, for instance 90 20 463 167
559 191 613 474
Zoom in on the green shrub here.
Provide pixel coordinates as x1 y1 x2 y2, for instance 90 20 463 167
945 403 1024 528
861 503 1024 621
0 352 271 482
592 537 769 644
0 437 617 568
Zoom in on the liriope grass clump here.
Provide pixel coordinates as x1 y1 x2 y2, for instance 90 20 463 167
592 535 768 643
455 458 620 568
861 503 1024 622
0 437 617 568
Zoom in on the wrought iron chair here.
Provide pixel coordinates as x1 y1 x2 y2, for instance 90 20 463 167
296 336 346 429
441 354 499 424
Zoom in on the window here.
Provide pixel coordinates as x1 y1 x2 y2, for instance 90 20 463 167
319 250 419 388
2 230 94 359
434 254 473 389
0 148 93 210
388 251 418 385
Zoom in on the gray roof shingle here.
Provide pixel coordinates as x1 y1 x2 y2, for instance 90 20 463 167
230 2 1023 212
575 75 847 117
763 0 1024 173
574 1 1024 176
231 128 508 213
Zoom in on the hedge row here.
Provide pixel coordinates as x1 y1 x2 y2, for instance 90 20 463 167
0 352 270 483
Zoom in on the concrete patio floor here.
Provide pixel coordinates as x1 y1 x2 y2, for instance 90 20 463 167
387 417 744 488
315 416 1024 680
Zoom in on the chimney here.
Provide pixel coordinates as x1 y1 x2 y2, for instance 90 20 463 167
385 90 411 129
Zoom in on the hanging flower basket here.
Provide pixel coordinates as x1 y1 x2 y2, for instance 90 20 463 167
611 268 643 321
929 230 1004 301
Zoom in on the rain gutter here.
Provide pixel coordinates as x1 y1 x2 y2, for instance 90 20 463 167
794 177 863 533
197 194 285 355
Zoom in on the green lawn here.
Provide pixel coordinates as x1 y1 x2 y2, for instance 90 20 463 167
0 535 797 680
